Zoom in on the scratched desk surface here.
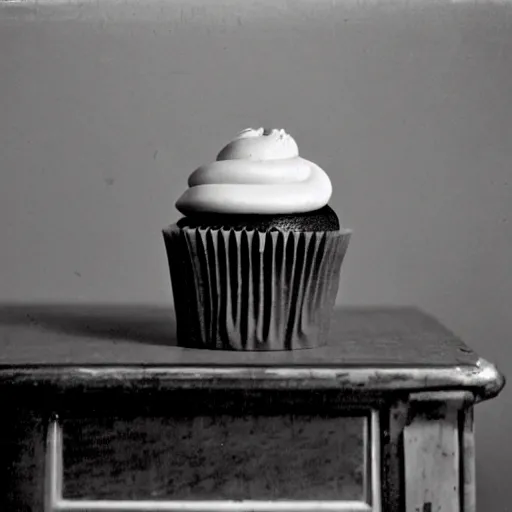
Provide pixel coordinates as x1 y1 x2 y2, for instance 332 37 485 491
0 304 478 367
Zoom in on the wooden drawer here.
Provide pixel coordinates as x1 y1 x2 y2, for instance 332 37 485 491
60 414 370 502
38 393 382 512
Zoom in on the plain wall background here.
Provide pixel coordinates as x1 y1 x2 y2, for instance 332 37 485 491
1 0 511 507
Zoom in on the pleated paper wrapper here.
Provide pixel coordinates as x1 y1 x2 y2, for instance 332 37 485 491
163 224 351 351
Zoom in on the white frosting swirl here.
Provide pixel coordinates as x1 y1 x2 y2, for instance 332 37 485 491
175 128 332 215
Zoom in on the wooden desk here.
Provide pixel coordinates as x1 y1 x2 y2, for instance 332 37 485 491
0 305 505 512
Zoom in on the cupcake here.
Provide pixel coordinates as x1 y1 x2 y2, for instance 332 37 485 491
163 128 351 350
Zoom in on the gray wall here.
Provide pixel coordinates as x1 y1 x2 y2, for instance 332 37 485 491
1 0 511 507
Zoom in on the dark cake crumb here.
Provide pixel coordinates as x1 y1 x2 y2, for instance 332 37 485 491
176 205 340 232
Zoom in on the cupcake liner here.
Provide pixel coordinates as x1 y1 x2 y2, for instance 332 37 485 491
163 225 351 351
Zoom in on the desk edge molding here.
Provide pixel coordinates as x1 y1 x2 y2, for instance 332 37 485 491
0 358 504 401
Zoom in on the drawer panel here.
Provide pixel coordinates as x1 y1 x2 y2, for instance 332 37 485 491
62 414 367 501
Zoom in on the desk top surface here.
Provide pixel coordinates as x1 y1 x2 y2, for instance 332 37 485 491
0 304 476 367
0 304 505 399
0 304 504 400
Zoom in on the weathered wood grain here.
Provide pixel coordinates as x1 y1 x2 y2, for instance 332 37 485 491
462 407 475 512
380 400 407 512
404 393 464 512
61 415 366 501
0 407 46 512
